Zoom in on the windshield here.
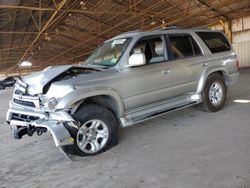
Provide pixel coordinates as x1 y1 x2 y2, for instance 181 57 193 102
85 38 131 67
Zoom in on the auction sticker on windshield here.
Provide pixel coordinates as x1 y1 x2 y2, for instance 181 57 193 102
111 39 126 47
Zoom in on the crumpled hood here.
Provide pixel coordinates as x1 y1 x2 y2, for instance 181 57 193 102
21 65 73 95
45 68 121 99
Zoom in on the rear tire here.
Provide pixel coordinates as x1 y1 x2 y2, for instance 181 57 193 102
198 74 227 112
61 103 119 156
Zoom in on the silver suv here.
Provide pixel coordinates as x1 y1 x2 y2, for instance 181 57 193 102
6 29 239 156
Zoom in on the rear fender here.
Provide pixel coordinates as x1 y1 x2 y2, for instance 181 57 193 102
197 66 228 94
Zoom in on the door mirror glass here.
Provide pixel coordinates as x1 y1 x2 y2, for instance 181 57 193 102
128 53 146 67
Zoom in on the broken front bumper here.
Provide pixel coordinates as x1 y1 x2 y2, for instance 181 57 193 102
6 101 76 147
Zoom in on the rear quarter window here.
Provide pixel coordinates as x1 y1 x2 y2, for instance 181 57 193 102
196 32 231 53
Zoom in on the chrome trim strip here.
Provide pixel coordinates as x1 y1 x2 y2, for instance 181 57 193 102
9 120 30 126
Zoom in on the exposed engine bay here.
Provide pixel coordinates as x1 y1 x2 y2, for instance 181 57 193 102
43 67 100 93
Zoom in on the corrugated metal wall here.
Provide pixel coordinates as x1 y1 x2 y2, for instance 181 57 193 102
232 15 250 68
211 15 250 68
233 42 250 68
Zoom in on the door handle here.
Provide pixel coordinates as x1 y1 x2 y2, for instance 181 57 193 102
201 62 208 66
163 69 171 74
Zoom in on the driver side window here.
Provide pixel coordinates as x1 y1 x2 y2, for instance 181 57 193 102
131 36 166 64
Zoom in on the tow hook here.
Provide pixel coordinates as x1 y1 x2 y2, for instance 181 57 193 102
12 125 47 139
27 125 35 136
36 127 47 136
27 125 47 136
12 126 28 139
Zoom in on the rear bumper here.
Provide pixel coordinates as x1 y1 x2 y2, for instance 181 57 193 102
6 102 76 147
228 71 239 85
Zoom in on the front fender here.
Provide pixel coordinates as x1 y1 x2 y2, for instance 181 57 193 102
197 65 228 94
55 86 125 117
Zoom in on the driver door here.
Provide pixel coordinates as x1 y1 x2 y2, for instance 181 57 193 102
121 35 175 111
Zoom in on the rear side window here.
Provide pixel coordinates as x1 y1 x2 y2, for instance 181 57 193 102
168 35 202 59
196 32 231 53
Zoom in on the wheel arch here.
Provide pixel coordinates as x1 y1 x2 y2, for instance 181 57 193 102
197 66 229 94
56 88 125 118
72 95 123 118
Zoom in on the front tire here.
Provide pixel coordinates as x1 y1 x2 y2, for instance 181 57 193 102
199 74 227 112
62 103 119 156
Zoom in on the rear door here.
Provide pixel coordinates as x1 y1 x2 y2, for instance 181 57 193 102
166 33 205 94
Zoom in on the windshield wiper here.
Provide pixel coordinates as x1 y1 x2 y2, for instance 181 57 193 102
83 63 109 69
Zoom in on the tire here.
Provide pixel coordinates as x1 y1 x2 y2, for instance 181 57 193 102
198 74 227 112
0 84 5 90
61 103 119 156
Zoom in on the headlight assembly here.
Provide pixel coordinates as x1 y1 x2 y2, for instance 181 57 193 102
39 95 58 111
39 84 75 111
44 97 58 110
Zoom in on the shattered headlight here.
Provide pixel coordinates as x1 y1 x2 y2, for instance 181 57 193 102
39 85 75 111
44 97 58 110
39 95 58 111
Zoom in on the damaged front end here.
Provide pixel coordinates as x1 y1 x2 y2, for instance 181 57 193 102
6 102 76 147
5 66 89 153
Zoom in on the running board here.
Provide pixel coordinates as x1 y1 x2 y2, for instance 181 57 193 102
120 101 197 128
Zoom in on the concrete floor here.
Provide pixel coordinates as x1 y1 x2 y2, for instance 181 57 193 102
0 70 250 188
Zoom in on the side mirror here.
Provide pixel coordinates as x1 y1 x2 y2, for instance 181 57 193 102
128 53 146 67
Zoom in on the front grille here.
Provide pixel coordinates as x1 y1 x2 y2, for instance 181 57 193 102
11 113 39 122
13 99 36 108
14 89 32 96
14 89 23 95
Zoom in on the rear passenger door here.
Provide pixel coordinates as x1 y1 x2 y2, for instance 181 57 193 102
166 33 204 94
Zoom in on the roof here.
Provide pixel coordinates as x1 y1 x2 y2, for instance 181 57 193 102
112 28 216 39
0 0 249 74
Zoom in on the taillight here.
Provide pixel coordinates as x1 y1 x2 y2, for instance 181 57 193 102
236 60 239 69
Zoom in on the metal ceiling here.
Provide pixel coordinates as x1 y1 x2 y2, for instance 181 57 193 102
0 0 249 74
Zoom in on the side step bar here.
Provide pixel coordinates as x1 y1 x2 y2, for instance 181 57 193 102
120 101 197 127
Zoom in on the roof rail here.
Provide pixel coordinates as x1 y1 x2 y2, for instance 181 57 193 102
191 26 211 30
157 25 211 31
117 30 142 36
156 26 184 31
